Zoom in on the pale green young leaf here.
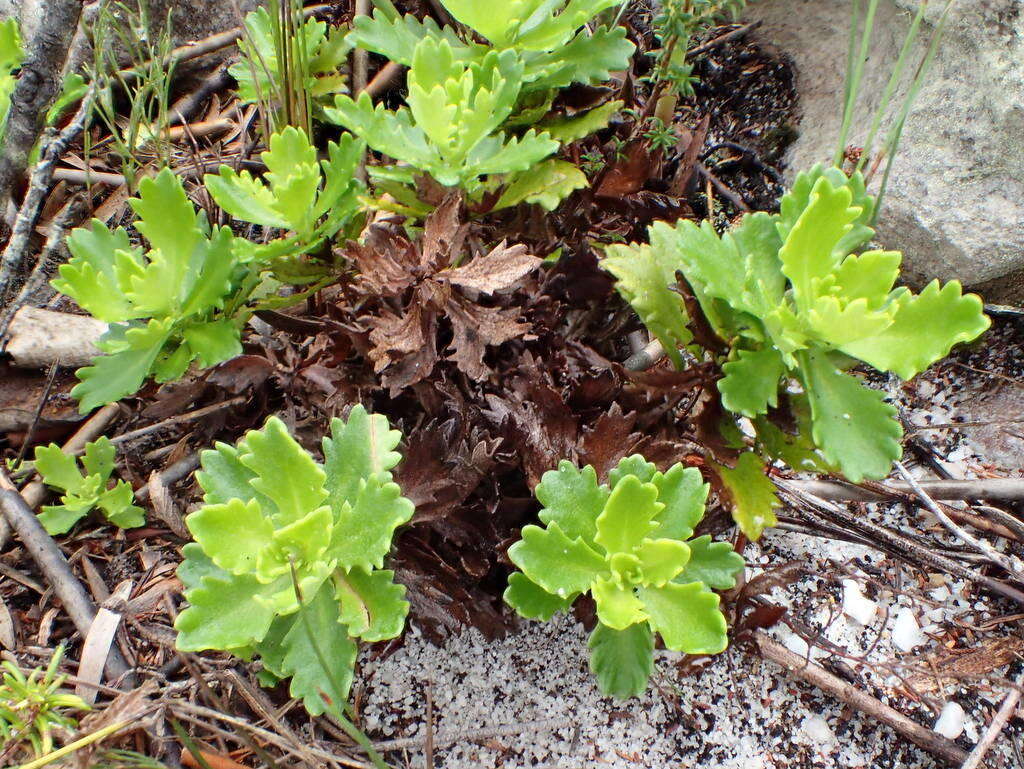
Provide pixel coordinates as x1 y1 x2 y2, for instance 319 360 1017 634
535 461 608 544
204 168 290 229
638 582 727 654
239 417 328 526
538 100 622 144
322 405 403 511
587 622 654 700
779 164 875 254
778 176 862 313
601 242 691 369
494 159 588 211
719 348 787 418
828 250 902 308
181 319 243 369
676 535 745 590
95 483 145 529
467 129 560 180
504 572 575 620
649 464 708 541
198 443 264 507
326 94 436 171
278 583 358 716
634 539 690 587
840 281 990 380
798 349 902 482
594 476 661 555
805 295 893 347
507 522 607 597
592 577 646 630
608 455 657 487
524 26 635 89
37 505 90 536
34 445 88 495
81 437 116 479
334 567 409 641
56 222 141 322
186 498 274 576
713 452 780 541
329 476 414 571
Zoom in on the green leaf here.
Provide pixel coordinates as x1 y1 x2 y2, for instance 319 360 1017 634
334 567 409 641
95 483 145 529
72 320 175 413
798 348 902 482
594 476 661 555
175 572 278 651
592 577 646 630
349 8 476 67
503 572 575 620
713 452 780 541
779 165 875 255
778 176 862 313
649 464 708 541
508 522 607 597
181 319 242 369
587 622 654 700
608 455 658 487
535 461 608 544
186 498 273 576
330 475 414 570
638 582 728 654
827 250 901 308
602 243 691 369
494 159 588 211
56 222 140 322
323 405 403 511
676 535 744 590
279 582 358 716
37 504 90 536
635 539 690 587
205 167 290 229
538 100 623 144
34 444 88 494
839 281 990 380
239 417 328 526
719 347 787 418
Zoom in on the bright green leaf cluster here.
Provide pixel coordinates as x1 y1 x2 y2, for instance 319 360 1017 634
33 437 143 535
231 8 351 110
0 647 90 760
0 19 22 136
603 165 990 483
504 456 743 699
175 408 414 716
52 170 260 413
205 126 365 253
327 39 559 189
350 0 634 94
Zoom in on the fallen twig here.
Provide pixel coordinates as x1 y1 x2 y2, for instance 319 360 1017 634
751 631 968 765
959 670 1024 769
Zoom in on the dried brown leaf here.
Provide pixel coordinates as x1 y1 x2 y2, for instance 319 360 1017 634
441 242 541 294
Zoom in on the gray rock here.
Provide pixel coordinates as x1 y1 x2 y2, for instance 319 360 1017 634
744 0 1024 302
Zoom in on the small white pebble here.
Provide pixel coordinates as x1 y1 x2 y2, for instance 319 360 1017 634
800 714 836 746
892 607 927 652
934 701 966 739
842 579 877 625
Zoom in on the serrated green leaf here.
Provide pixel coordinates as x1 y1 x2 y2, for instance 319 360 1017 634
239 417 328 526
539 100 622 144
713 452 780 541
827 250 901 308
805 294 893 347
181 319 242 369
592 577 646 630
323 405 403 512
95 483 145 529
635 539 690 587
37 505 90 535
638 582 727 654
56 222 141 322
649 464 707 541
779 165 875 255
279 582 358 716
798 348 902 482
205 167 290 229
504 572 575 620
72 320 175 413
329 476 413 570
494 159 587 211
81 437 115 479
778 176 863 313
34 444 87 494
334 567 408 641
535 461 608 544
187 498 273 576
840 281 990 380
595 476 661 555
525 26 635 89
676 535 744 590
719 348 787 418
602 242 691 369
198 443 263 507
175 572 278 651
588 622 654 700
608 455 658 487
349 8 476 67
508 522 607 597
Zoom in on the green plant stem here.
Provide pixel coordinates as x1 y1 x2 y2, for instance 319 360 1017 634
17 720 130 769
835 0 881 166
